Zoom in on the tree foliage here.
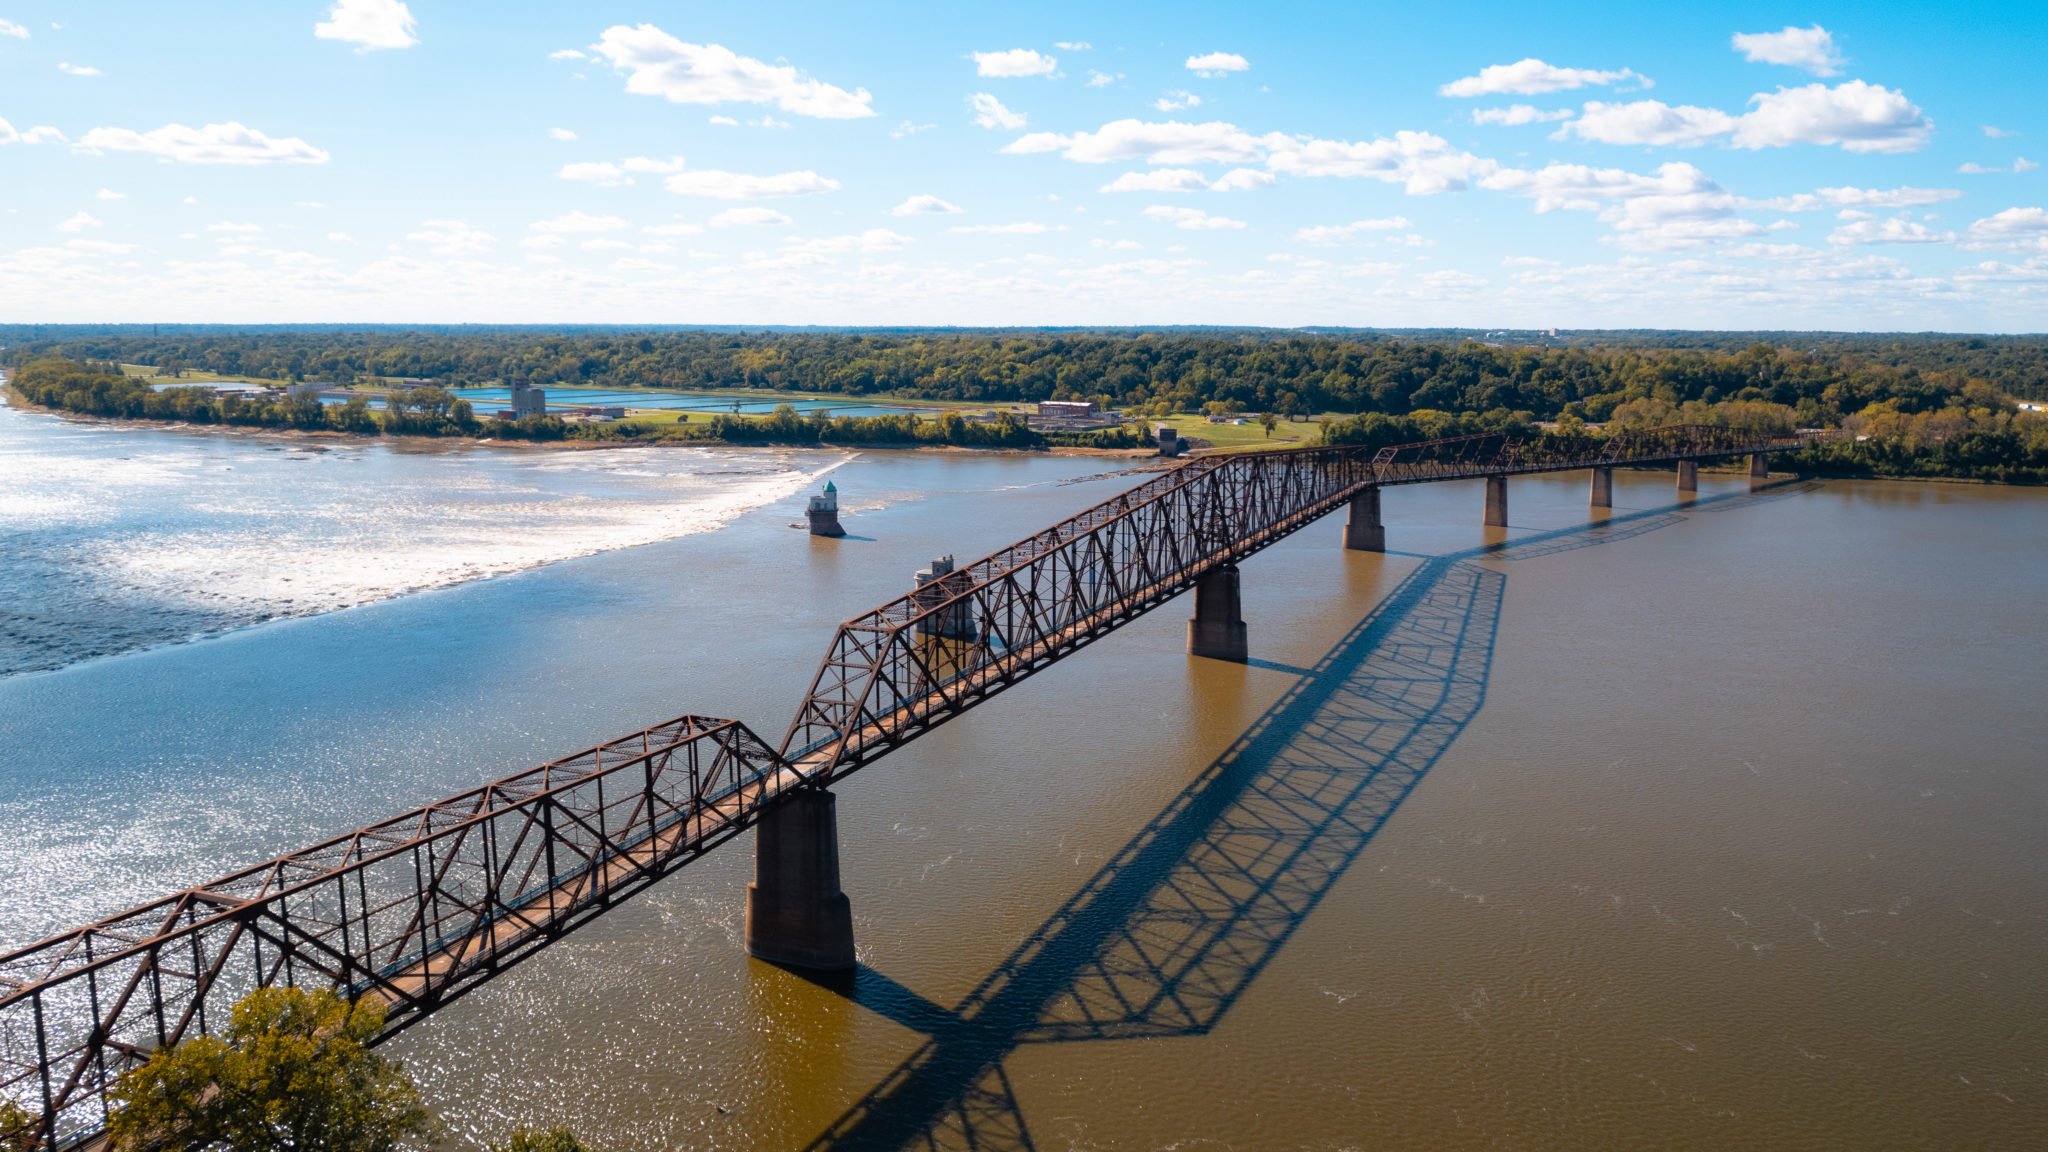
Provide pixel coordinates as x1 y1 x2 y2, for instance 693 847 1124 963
105 988 434 1152
492 1128 594 1152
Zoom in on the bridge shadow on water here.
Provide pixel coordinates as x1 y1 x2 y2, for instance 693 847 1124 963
801 483 1806 1151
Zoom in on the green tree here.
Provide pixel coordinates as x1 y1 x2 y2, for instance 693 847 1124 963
1258 412 1279 437
2 1099 39 1152
106 988 434 1152
493 1128 594 1152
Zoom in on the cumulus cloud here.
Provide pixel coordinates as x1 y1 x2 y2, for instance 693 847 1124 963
314 0 418 52
1561 100 1736 147
593 23 875 119
1009 119 1491 195
408 219 492 254
1441 58 1646 97
1142 205 1246 230
972 49 1057 78
891 120 935 137
1959 157 2039 175
1796 186 1962 209
1472 105 1573 126
1558 82 1932 154
1481 161 1767 249
1210 167 1276 191
1100 167 1272 193
1154 90 1202 112
560 161 631 186
1056 41 1091 51
1186 52 1250 77
0 17 27 38
1967 207 2048 244
548 49 587 61
1086 70 1122 88
782 229 912 253
549 128 578 141
528 210 630 234
58 62 101 77
1983 125 2018 139
56 211 103 233
892 194 962 216
970 93 1026 130
1828 215 1955 245
711 206 793 227
1295 217 1414 244
1734 82 1932 153
663 168 840 199
1732 25 1842 76
95 188 126 200
0 118 64 146
74 122 329 164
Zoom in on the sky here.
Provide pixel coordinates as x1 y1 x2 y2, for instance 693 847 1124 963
1 1 2045 329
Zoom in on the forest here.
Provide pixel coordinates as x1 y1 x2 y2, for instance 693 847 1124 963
4 327 2045 482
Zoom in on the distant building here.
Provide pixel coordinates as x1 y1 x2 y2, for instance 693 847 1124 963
807 480 845 537
1028 398 1122 432
509 380 547 418
1038 400 1098 419
1156 424 1183 457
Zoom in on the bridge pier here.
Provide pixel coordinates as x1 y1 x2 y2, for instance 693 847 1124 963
1749 454 1769 482
1187 563 1248 662
1677 459 1698 493
1589 467 1612 509
1483 476 1508 527
1342 487 1385 552
744 789 856 971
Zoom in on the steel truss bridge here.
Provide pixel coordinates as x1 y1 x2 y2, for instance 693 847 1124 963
0 424 1811 1148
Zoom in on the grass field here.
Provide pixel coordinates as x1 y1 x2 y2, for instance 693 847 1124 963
1159 414 1325 453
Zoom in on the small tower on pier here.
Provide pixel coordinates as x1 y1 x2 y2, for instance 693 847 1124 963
807 480 846 537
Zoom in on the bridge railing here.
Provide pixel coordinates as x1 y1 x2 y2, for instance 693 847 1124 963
0 715 786 1148
1368 424 1808 483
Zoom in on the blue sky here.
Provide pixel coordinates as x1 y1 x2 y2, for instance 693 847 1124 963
2 1 2044 328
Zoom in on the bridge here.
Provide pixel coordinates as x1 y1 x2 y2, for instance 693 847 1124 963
0 424 1810 1148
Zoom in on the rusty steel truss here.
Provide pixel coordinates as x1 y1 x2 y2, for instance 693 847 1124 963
0 422 1810 1148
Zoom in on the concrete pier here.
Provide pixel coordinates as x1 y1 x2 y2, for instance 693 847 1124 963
913 555 978 642
744 789 856 971
1677 460 1698 493
1342 488 1385 552
1749 454 1769 481
1590 467 1613 509
1187 563 1248 662
1484 476 1508 527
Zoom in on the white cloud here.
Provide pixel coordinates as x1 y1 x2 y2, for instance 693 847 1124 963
549 49 587 61
56 211 103 233
58 62 101 77
1558 83 1932 154
711 206 793 227
95 188 126 201
970 93 1026 130
549 128 578 142
560 161 631 186
1102 168 1211 193
1010 119 1491 196
892 194 962 216
1441 58 1646 97
1734 82 1932 153
581 238 632 251
408 219 493 255
950 222 1063 234
314 0 418 52
0 18 27 38
0 118 64 146
1209 167 1275 192
327 232 353 243
891 120 935 138
1142 205 1246 230
1295 217 1414 244
663 168 840 199
528 210 630 234
642 219 704 236
1154 90 1202 112
74 122 329 164
1828 216 1955 245
1265 130 1495 195
623 155 686 174
1091 238 1141 250
521 234 567 249
1472 105 1573 126
1732 25 1842 76
1983 125 2018 139
1086 70 1122 88
1967 207 2048 243
1005 118 1269 165
1561 100 1736 147
782 229 912 253
972 49 1057 78
1055 41 1091 51
1186 52 1250 78
1804 186 1962 209
1959 158 2039 175
593 23 875 119
708 115 739 127
206 222 263 233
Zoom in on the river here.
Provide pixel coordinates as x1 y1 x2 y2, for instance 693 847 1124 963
1 397 2042 1150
